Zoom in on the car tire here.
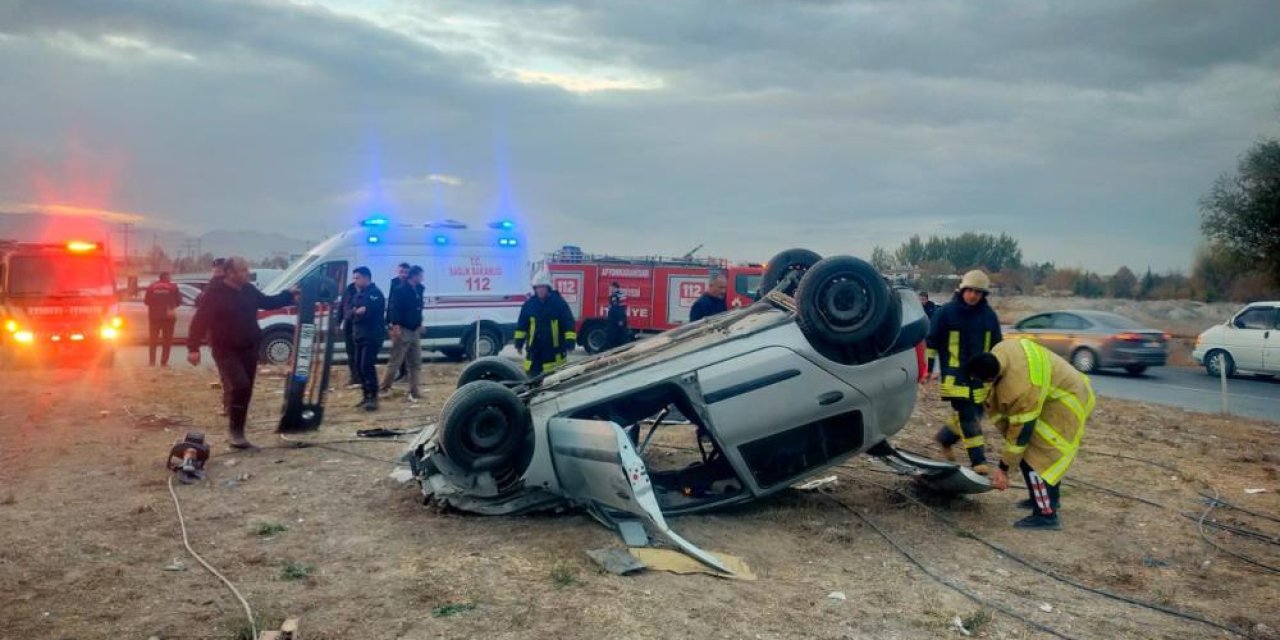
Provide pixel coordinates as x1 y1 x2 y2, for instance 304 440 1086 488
259 328 295 365
794 256 892 347
580 321 608 354
439 381 529 472
1070 347 1098 374
760 248 822 298
1124 365 1147 376
1205 349 1235 378
463 326 504 361
457 356 528 388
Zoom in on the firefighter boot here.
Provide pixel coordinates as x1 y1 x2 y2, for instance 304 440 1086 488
934 424 960 462
1015 512 1061 530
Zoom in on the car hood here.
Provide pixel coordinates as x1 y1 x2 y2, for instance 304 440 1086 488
1198 324 1227 341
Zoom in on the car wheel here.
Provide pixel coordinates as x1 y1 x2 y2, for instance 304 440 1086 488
457 356 528 388
1124 365 1147 376
794 256 892 346
580 321 608 354
760 248 822 298
1205 349 1235 378
1070 348 1098 374
464 326 503 360
259 328 295 365
439 381 529 472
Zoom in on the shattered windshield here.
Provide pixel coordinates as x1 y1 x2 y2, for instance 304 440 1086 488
6 254 116 297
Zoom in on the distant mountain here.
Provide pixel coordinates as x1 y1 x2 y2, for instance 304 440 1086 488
0 212 316 261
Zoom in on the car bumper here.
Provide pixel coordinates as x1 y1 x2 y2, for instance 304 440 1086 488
1192 348 1207 365
1104 347 1168 367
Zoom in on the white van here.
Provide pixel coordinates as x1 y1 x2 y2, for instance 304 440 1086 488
255 217 529 365
1192 301 1279 378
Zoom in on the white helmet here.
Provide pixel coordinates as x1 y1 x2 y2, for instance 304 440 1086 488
531 269 552 289
958 269 991 293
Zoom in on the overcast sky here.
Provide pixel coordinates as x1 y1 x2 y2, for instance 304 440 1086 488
2 0 1278 272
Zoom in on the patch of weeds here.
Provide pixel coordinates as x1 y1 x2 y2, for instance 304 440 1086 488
551 563 580 589
961 608 993 633
431 602 477 618
255 522 288 537
954 528 978 540
279 562 315 581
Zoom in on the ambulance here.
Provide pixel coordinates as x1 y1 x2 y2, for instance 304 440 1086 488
255 217 529 365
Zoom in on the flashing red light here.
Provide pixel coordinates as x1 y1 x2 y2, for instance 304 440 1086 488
66 240 97 253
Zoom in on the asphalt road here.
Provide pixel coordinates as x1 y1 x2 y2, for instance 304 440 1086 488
1089 365 1278 423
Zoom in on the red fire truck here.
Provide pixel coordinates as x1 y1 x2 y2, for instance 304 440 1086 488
542 247 764 353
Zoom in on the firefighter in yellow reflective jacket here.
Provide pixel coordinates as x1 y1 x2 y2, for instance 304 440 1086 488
513 271 577 377
925 270 1002 473
966 338 1095 530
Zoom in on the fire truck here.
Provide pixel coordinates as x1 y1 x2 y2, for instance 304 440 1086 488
0 239 122 367
542 247 764 353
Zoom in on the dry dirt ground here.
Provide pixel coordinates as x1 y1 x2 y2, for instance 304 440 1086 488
2 359 1278 640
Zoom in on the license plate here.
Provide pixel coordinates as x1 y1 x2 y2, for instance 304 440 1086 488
1145 341 1160 348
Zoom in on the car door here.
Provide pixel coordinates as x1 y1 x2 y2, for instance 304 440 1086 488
1225 306 1273 371
1051 312 1090 359
1263 307 1280 373
1013 313 1059 354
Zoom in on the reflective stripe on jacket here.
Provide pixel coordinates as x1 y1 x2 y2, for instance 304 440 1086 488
926 292 1002 401
986 339 1094 485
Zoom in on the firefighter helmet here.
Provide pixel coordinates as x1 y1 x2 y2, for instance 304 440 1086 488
958 269 991 293
531 270 552 289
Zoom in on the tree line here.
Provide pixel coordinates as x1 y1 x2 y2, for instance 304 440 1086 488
869 136 1279 302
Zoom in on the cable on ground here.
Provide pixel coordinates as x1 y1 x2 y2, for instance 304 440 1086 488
1196 486 1280 575
167 475 257 639
821 492 1081 640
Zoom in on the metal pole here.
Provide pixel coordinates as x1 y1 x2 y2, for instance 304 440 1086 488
1219 354 1229 415
475 318 481 360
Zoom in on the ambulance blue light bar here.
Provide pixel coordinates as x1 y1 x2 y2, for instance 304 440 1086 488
361 216 389 227
488 220 516 230
498 237 519 247
366 234 381 245
434 235 449 245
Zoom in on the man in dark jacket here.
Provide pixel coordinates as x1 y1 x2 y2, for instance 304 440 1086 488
918 291 938 377
605 281 630 349
925 270 1002 473
186 257 297 449
514 272 576 376
380 265 425 401
195 258 230 415
386 262 410 383
143 272 180 366
348 266 386 410
689 273 728 322
336 281 360 388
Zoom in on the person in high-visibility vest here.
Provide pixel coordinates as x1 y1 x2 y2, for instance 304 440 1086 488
514 271 577 377
966 338 1095 530
925 270 1002 473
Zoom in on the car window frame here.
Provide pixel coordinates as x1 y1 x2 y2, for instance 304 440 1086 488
1052 313 1088 331
1235 306 1275 330
1018 313 1054 330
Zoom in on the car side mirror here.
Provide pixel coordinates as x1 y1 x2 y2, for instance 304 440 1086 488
1233 318 1245 329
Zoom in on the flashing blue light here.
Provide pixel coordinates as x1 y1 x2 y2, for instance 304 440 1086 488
366 234 381 244
498 237 519 247
434 235 449 245
488 220 516 230
362 216 389 227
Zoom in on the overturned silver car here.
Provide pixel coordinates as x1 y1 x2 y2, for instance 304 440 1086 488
404 250 989 571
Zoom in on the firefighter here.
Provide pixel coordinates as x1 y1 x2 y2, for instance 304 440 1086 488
918 291 938 378
143 272 180 367
514 271 576 376
348 266 386 411
925 270 1002 473
966 338 1094 529
186 257 298 449
689 273 728 322
605 281 630 349
380 265 425 402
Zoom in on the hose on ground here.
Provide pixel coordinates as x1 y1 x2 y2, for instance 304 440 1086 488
167 475 257 639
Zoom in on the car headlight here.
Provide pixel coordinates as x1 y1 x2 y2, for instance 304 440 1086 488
14 330 34 344
110 316 124 329
100 326 119 340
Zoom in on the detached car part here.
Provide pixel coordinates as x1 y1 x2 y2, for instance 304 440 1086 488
404 250 990 573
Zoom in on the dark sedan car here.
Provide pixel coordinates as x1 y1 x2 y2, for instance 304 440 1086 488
1005 310 1169 375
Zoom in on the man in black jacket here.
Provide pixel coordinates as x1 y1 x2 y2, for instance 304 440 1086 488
919 291 938 377
514 272 576 376
186 257 297 449
380 265 425 401
689 273 728 322
348 266 386 410
336 281 360 388
605 281 630 349
386 262 411 384
925 270 1003 472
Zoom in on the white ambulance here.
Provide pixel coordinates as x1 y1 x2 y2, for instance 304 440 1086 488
255 217 529 365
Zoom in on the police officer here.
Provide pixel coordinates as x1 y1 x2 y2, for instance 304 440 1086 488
186 257 298 449
336 280 360 388
966 338 1094 529
689 273 728 322
514 271 576 376
348 266 386 411
925 270 1002 473
143 272 180 367
605 281 630 349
